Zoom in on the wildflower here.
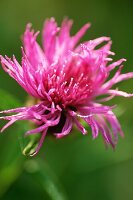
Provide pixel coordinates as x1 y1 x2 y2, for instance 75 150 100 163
0 18 133 156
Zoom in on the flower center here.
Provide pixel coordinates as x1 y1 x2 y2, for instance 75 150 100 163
44 54 94 108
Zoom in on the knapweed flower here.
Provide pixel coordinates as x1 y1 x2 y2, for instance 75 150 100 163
0 18 133 156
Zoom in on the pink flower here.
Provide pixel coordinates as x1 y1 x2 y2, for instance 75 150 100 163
0 18 133 156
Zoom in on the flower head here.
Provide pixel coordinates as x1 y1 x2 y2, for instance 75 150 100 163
0 18 133 156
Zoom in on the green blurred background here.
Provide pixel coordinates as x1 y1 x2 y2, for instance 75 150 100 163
0 0 133 199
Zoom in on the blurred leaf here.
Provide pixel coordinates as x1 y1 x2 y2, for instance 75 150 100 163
0 156 23 198
0 88 21 109
0 89 25 197
24 159 68 200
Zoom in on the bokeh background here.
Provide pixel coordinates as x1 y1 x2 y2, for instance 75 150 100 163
0 0 133 199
